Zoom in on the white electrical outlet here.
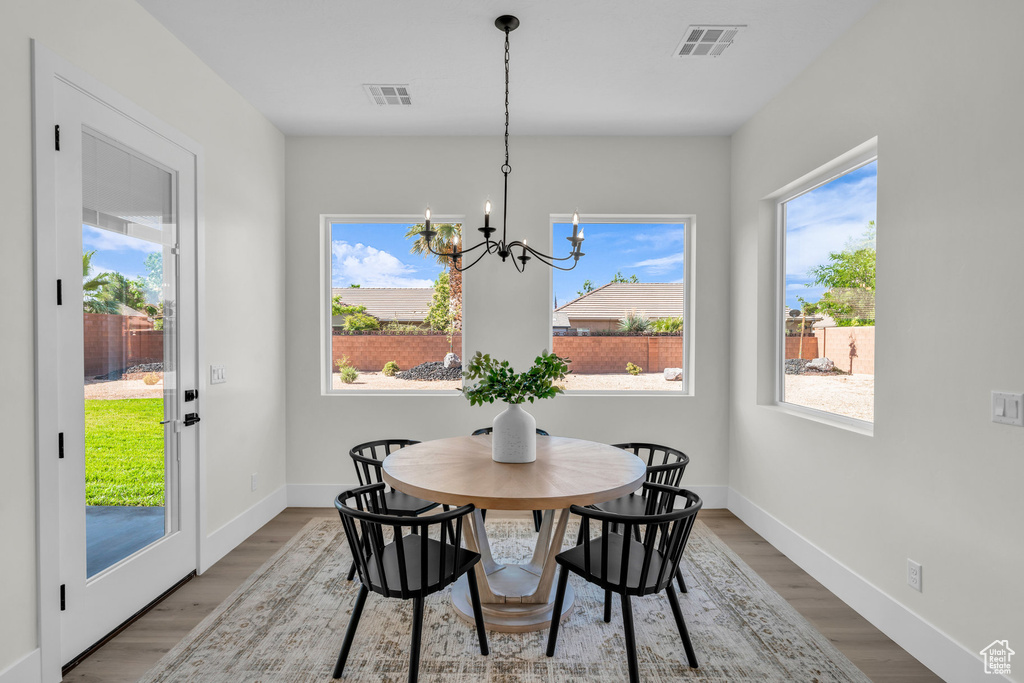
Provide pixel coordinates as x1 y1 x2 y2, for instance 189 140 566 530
907 559 922 592
211 364 227 385
251 473 258 492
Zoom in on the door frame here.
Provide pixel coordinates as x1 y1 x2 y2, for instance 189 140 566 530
32 41 207 682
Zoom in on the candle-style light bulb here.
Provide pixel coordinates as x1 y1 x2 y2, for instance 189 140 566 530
484 199 491 228
424 206 431 231
578 229 584 241
571 210 580 241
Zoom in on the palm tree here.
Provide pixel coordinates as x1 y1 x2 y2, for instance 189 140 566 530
405 223 462 332
82 251 118 314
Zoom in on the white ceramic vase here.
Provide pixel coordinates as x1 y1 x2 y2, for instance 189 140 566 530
491 403 537 463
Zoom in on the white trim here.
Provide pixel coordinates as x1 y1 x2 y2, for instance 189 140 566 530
0 649 41 683
726 488 1007 683
199 485 287 573
548 213 695 396
286 483 729 510
31 41 205 682
319 213 466 397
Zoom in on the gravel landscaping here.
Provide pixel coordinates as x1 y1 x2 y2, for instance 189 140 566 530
85 378 164 400
783 374 874 422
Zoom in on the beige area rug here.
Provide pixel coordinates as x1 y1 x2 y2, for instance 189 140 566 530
140 518 872 682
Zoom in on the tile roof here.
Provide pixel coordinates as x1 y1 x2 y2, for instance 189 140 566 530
331 287 434 322
555 283 684 320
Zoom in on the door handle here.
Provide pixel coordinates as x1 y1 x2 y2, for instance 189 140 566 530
183 413 201 426
160 419 173 425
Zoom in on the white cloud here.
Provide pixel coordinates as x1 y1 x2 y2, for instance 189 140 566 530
629 251 685 275
633 227 686 244
332 241 434 288
784 173 876 277
82 225 161 254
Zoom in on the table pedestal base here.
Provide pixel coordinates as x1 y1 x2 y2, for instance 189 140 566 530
456 508 575 633
451 572 574 633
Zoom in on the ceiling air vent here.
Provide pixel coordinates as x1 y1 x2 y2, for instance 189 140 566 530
675 25 745 58
363 84 412 106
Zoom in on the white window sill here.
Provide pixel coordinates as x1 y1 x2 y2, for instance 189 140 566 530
762 402 874 436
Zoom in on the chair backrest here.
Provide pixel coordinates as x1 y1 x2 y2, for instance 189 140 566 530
612 442 689 489
471 426 550 436
349 439 420 487
336 483 474 598
572 483 702 597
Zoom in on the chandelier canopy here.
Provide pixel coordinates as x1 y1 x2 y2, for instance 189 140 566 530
418 15 585 273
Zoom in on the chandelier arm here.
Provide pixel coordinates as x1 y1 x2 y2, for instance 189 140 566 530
506 240 578 262
525 250 581 271
422 238 489 260
454 245 496 272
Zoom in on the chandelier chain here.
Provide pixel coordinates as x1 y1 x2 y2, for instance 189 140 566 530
503 28 511 176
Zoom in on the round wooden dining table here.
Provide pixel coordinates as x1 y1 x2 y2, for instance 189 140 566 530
382 435 647 632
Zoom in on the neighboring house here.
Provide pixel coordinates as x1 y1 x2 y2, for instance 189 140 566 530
552 311 571 336
331 287 434 328
555 283 684 332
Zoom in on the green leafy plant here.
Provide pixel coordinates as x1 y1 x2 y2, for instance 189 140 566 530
618 309 652 334
650 316 683 333
626 362 643 375
382 360 400 376
610 271 639 284
461 351 570 406
343 312 380 331
335 355 360 383
576 279 595 297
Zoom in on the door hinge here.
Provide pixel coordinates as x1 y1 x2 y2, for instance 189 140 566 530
57 279 63 305
59 432 64 459
55 124 60 151
60 584 66 611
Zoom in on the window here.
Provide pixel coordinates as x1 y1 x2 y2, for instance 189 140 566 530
779 157 877 423
323 216 463 393
550 215 691 393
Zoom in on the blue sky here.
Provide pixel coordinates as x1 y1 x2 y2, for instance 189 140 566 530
552 222 685 308
82 225 162 302
784 161 877 310
331 222 446 288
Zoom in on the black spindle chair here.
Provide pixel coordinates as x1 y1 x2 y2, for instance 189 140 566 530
471 426 550 531
589 443 691 592
333 484 488 682
547 483 703 682
346 439 447 581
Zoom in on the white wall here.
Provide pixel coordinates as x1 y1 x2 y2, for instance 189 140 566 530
285 137 731 497
0 0 286 673
730 0 1023 676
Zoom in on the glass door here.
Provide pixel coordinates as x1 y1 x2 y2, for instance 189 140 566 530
56 80 198 665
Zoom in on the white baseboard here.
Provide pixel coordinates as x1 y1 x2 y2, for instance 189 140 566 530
726 489 1010 683
0 649 40 683
286 483 730 509
199 485 287 573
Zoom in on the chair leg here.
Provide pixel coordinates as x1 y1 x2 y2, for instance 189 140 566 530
346 561 356 582
676 567 687 593
466 569 490 655
545 566 570 657
480 509 487 522
621 594 639 683
603 589 612 622
333 584 368 679
532 510 543 533
666 584 698 668
409 596 424 683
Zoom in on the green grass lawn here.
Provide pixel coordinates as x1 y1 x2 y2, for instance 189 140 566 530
85 398 165 506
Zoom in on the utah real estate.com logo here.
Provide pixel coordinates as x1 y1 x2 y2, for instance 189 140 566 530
980 640 1014 675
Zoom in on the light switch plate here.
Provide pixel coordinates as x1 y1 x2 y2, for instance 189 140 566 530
210 364 227 385
992 392 1023 426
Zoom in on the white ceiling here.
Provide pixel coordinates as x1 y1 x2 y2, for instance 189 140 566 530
135 0 879 137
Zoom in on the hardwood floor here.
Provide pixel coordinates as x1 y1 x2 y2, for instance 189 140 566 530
63 508 941 682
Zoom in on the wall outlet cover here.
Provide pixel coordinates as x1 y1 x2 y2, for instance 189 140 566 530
907 559 922 592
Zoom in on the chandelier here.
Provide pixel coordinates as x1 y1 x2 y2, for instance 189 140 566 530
418 15 585 272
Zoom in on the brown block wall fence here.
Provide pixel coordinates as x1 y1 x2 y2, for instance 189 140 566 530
784 336 819 360
84 313 162 377
333 334 684 374
814 326 875 375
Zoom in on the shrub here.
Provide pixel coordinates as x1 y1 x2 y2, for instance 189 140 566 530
650 316 683 333
343 312 380 331
142 373 161 385
618 309 651 334
626 362 643 376
339 366 359 384
382 361 400 376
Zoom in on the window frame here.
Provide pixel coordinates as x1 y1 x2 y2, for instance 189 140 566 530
774 148 877 431
320 213 466 396
547 213 695 397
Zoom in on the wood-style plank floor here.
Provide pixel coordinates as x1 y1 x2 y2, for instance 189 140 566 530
63 508 941 682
